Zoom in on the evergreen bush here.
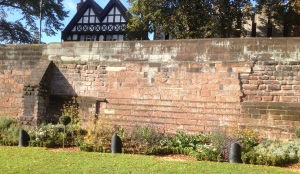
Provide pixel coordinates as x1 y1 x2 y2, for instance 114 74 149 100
242 140 300 166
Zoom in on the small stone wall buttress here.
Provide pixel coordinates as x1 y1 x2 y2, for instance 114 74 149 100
21 60 54 125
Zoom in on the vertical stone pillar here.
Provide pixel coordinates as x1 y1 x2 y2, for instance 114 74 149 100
20 60 54 126
21 86 39 126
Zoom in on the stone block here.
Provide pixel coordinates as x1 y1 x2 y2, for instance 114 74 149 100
262 96 273 101
293 85 300 90
268 84 281 90
274 71 290 76
281 96 298 102
243 84 258 90
258 85 267 90
281 115 300 121
247 95 262 101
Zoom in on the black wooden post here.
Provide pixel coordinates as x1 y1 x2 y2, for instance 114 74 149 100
229 142 242 163
111 133 122 153
18 129 30 147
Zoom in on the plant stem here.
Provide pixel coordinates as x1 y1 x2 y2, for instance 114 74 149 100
63 125 65 149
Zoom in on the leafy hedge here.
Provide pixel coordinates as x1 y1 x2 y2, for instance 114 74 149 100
2 114 300 167
242 140 300 166
0 117 20 146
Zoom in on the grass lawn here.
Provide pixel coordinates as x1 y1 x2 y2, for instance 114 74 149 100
0 146 295 174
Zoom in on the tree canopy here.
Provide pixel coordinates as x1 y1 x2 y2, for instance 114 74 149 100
126 0 300 39
0 0 68 44
254 0 300 36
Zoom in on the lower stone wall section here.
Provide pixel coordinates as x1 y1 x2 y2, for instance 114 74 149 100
49 60 300 139
100 99 240 134
50 61 247 134
241 102 300 139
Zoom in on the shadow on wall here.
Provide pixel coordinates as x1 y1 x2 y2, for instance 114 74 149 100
45 64 78 124
51 64 77 96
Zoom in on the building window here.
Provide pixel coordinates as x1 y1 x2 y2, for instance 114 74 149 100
73 34 78 40
103 34 124 41
78 8 100 24
80 35 97 41
102 7 126 23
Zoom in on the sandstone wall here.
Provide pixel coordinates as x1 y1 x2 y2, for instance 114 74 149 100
0 39 299 140
0 44 44 117
42 38 300 139
240 60 300 139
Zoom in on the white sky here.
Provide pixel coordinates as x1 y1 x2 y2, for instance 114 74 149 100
7 0 130 43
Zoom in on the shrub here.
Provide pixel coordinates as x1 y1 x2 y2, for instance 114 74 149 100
79 143 93 152
166 131 209 150
60 97 81 147
129 124 165 151
208 127 237 161
59 116 71 126
242 139 300 166
241 150 257 164
144 131 211 158
114 124 166 154
28 123 65 148
0 117 17 130
233 128 260 153
26 97 82 148
61 97 80 126
78 119 117 152
0 117 20 146
59 115 71 148
295 127 300 138
144 146 173 155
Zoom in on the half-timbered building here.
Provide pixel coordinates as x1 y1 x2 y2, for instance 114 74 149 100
62 0 128 41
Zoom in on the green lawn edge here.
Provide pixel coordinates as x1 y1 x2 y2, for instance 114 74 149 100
0 146 295 174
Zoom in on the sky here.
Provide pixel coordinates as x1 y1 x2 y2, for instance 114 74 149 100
8 0 131 43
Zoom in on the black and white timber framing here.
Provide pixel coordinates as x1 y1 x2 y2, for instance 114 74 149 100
62 0 128 41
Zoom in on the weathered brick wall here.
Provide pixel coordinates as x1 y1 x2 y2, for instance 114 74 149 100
50 61 246 133
241 61 300 102
1 39 300 140
240 60 300 139
42 38 300 139
0 44 44 118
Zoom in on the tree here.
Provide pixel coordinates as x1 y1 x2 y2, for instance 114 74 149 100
0 0 68 44
127 0 215 39
254 0 300 37
164 0 214 39
126 0 254 39
210 0 252 38
59 115 71 148
126 0 157 40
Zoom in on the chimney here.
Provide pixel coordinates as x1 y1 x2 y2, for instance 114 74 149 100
77 0 84 11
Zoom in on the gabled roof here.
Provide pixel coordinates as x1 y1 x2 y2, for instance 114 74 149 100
99 0 128 22
62 0 103 40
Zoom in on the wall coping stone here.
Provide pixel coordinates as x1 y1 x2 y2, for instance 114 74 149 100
43 38 300 63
